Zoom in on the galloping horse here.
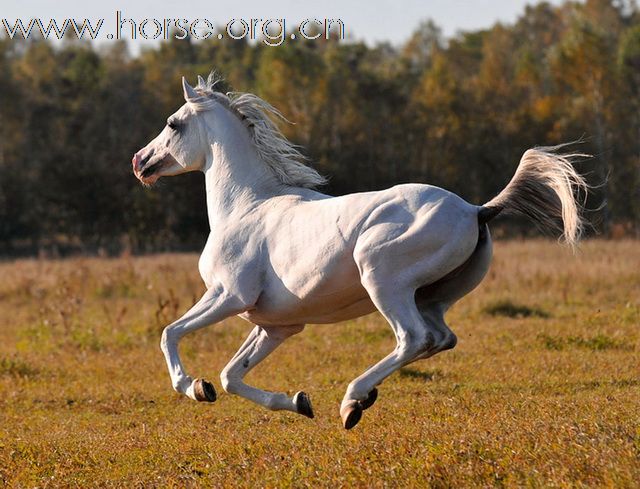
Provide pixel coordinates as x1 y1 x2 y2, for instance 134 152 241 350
133 74 586 429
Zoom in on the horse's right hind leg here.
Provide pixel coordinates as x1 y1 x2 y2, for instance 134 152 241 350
339 283 455 429
408 304 457 364
410 226 493 363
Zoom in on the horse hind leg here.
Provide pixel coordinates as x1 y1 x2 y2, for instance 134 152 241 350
219 324 314 418
410 226 493 363
340 225 493 428
339 282 451 429
408 304 457 363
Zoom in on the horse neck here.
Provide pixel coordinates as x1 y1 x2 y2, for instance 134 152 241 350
202 108 281 228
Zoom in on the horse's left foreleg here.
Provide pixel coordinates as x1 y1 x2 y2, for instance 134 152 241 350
220 324 314 418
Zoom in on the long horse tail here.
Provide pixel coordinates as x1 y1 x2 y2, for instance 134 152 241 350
477 144 589 248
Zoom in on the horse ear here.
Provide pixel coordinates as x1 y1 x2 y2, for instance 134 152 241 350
197 75 206 88
182 77 198 102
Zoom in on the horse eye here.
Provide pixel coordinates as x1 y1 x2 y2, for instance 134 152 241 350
167 120 179 130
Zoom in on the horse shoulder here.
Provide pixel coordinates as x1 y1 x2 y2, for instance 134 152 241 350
198 222 266 306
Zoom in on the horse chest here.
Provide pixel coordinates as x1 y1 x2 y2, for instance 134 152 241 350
198 232 264 298
197 234 245 289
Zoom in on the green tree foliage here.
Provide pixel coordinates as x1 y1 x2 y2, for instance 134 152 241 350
0 0 638 254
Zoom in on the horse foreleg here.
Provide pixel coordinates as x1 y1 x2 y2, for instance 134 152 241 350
160 283 246 402
220 324 313 418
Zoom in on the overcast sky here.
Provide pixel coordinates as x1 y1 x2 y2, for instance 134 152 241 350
3 0 565 50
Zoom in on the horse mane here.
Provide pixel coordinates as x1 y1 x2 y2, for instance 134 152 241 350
189 73 327 189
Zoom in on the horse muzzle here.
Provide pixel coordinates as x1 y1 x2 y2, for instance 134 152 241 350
132 149 174 185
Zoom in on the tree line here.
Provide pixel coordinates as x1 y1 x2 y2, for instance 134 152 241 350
1 0 639 256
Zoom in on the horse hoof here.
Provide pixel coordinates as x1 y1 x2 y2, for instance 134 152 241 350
193 378 217 402
360 388 378 410
294 391 314 419
340 401 363 430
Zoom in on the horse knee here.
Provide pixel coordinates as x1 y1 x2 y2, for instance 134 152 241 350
160 326 181 354
219 368 239 395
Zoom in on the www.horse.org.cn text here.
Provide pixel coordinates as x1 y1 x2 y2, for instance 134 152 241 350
0 12 346 46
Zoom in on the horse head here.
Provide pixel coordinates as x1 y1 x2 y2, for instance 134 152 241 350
132 78 210 185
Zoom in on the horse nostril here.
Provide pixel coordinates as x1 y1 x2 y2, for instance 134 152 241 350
134 152 153 172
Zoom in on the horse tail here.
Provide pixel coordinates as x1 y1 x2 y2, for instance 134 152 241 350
477 144 588 248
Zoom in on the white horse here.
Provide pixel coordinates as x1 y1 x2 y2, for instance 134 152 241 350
133 74 586 429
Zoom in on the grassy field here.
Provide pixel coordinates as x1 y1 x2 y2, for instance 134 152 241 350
0 240 638 487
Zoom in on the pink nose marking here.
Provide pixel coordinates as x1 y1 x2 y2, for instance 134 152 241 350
132 153 140 171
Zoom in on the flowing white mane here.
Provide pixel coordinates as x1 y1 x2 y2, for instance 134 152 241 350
189 73 327 189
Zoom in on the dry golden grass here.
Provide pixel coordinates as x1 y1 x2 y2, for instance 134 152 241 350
0 240 638 487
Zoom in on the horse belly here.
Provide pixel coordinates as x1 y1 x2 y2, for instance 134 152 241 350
241 264 375 325
242 290 375 325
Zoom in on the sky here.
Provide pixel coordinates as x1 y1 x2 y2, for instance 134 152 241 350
2 0 566 51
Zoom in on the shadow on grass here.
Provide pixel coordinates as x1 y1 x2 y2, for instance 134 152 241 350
483 299 550 319
438 378 640 397
398 367 442 381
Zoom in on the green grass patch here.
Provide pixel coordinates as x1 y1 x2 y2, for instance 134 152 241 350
538 333 634 351
0 356 38 378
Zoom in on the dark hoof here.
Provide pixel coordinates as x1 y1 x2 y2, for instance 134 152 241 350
360 388 378 410
193 378 217 402
340 401 363 430
294 391 314 419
